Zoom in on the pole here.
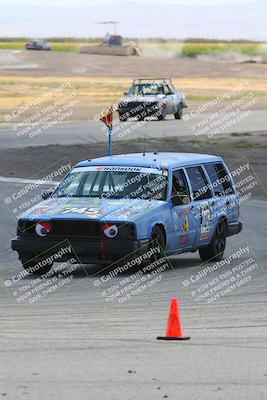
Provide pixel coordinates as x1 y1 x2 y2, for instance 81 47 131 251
108 126 112 156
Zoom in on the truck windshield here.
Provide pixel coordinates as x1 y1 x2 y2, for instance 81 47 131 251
53 167 168 201
128 83 164 96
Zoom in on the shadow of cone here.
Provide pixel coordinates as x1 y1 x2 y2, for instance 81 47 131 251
157 297 190 340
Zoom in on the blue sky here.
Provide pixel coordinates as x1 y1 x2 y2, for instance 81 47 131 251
1 0 266 39
0 0 258 5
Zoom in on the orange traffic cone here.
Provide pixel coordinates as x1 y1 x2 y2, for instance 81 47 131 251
157 298 190 340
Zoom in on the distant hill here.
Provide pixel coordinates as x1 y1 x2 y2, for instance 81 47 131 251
1 0 266 40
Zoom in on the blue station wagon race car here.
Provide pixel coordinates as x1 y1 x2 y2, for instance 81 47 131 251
11 152 242 275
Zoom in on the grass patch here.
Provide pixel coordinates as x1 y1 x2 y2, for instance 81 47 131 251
233 140 255 148
231 132 253 137
0 76 265 123
181 42 260 58
0 41 100 52
1 39 265 58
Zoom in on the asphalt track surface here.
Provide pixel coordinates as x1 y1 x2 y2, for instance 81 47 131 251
0 109 267 149
0 48 266 399
0 177 266 399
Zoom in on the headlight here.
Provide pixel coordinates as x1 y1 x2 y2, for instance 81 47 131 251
101 222 136 240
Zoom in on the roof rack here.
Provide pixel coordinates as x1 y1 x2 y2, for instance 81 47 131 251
133 78 173 84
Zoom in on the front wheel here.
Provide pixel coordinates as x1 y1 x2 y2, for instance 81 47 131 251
157 106 166 121
119 115 127 122
174 104 183 120
20 254 53 276
199 220 226 262
146 226 165 263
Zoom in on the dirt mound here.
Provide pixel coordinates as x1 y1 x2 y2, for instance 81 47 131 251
1 50 266 78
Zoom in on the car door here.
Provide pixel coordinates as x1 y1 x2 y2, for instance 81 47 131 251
203 161 239 223
184 165 215 246
169 168 198 251
164 84 175 113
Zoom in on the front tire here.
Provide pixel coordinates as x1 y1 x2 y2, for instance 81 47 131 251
119 114 127 122
174 104 183 119
157 106 166 121
147 226 165 263
199 220 226 262
20 254 53 276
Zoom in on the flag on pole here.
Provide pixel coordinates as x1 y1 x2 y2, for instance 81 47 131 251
100 105 113 156
100 106 113 128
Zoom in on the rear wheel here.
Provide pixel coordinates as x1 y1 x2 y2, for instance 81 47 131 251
20 254 53 276
199 220 226 262
174 104 183 119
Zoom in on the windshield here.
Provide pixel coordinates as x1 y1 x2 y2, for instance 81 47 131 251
53 166 168 201
128 83 164 96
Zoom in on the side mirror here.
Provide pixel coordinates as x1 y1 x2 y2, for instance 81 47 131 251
171 194 190 206
42 190 53 200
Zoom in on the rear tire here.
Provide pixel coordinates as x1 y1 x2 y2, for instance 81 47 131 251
174 104 183 120
20 254 53 276
199 220 226 262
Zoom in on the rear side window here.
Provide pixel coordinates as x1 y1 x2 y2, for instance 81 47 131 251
205 162 233 196
186 166 212 201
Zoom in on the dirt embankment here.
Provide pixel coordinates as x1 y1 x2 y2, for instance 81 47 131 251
1 135 266 198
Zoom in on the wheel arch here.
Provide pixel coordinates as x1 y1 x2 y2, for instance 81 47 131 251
151 223 167 247
217 215 228 233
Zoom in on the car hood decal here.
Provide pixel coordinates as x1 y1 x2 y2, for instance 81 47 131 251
20 197 166 222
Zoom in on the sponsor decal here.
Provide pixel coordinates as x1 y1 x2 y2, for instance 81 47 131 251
200 231 209 240
73 166 166 175
200 203 212 240
31 207 49 216
61 207 102 218
103 223 118 238
181 217 189 233
35 221 51 237
180 216 189 245
180 234 189 245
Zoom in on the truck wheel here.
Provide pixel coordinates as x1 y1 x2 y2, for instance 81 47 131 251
174 104 183 120
199 220 226 262
157 106 166 121
20 254 53 276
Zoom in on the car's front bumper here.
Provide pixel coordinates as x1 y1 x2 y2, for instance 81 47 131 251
118 103 160 119
11 236 150 265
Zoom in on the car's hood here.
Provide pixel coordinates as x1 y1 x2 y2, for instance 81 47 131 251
119 94 165 104
20 197 166 222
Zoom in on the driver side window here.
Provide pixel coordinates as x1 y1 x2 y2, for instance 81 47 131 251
172 169 190 200
164 85 174 95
